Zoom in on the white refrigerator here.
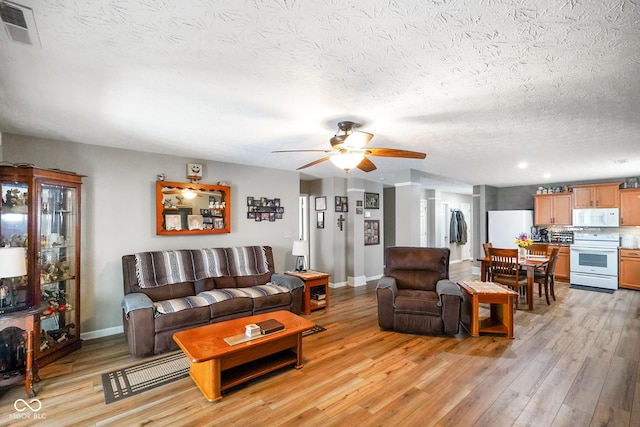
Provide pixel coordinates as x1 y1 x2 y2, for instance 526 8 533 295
487 210 533 249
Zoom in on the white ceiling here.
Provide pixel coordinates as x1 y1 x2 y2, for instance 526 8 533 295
1 0 639 194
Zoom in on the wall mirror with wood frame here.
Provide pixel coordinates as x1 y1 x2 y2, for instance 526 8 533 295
156 181 231 235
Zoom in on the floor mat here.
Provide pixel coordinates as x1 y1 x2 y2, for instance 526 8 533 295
102 324 326 404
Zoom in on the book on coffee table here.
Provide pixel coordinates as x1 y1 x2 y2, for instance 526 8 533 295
256 319 285 334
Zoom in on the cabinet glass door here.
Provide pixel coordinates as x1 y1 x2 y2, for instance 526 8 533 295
39 184 77 351
0 181 29 313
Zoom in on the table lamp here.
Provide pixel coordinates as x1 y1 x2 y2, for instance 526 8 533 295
291 240 309 272
0 247 27 309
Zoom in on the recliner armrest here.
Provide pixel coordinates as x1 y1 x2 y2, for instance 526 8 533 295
271 273 304 291
376 276 397 330
121 293 154 316
376 276 397 293
436 279 462 305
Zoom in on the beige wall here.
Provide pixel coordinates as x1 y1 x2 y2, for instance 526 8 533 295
3 134 300 338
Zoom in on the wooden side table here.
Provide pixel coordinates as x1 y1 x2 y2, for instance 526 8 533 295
0 305 43 397
284 270 330 315
457 280 518 339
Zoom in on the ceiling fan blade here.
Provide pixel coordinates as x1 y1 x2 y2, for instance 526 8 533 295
365 148 426 159
272 149 333 153
297 156 332 170
357 157 377 172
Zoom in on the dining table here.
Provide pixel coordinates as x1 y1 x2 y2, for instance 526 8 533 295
476 255 549 310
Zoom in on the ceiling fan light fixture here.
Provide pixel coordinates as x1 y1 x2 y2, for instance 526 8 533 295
330 152 364 172
343 131 373 149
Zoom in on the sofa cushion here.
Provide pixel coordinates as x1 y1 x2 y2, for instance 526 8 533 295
197 288 253 318
241 284 292 312
153 295 210 314
154 306 210 334
137 281 195 302
394 289 441 316
192 248 230 279
197 288 249 303
240 283 290 298
135 250 195 288
213 276 238 289
226 246 270 276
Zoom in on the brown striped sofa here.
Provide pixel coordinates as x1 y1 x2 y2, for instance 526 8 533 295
121 246 304 357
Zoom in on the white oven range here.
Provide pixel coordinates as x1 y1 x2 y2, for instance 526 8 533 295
570 231 620 290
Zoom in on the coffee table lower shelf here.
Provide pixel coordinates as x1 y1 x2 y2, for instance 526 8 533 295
219 350 297 392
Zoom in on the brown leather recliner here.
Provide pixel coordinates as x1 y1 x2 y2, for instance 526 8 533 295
376 247 462 335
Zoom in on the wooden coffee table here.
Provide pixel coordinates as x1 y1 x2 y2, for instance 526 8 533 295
173 310 315 401
457 280 518 339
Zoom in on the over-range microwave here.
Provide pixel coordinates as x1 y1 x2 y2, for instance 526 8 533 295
572 208 619 227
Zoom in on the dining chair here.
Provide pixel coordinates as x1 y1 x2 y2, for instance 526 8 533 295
528 243 549 256
488 247 528 309
534 246 560 304
482 242 493 258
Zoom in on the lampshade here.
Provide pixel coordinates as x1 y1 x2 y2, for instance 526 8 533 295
343 131 373 149
292 240 309 257
0 247 27 278
330 152 365 172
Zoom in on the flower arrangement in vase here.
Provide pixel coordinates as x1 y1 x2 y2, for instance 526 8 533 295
515 232 533 258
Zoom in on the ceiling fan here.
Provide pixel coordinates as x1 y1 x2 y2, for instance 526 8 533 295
273 121 427 172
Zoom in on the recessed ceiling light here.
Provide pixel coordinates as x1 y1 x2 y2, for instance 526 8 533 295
518 162 528 169
614 159 628 164
543 173 551 178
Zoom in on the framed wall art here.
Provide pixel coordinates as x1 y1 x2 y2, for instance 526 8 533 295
364 219 380 245
364 192 379 209
246 196 284 222
317 212 325 228
335 196 348 212
315 196 327 211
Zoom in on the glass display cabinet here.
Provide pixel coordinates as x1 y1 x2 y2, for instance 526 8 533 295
0 164 83 369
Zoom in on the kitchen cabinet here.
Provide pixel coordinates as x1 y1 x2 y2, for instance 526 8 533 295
1 165 83 368
619 249 640 290
620 189 640 226
534 193 572 225
553 245 570 282
572 183 620 209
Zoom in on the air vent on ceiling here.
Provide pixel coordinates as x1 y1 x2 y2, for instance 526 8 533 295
0 1 41 47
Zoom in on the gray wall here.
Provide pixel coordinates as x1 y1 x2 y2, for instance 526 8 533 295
3 134 300 338
307 177 384 286
383 187 396 248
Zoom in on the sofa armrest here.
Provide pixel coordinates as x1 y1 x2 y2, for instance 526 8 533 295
121 293 156 357
121 293 154 316
376 276 397 330
271 273 304 291
271 274 304 314
436 279 462 305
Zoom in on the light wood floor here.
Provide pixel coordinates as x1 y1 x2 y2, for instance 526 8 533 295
2 261 639 427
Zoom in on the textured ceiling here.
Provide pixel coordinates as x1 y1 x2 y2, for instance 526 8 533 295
1 0 639 194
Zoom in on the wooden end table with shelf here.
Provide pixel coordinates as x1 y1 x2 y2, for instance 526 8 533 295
457 280 518 339
284 270 330 315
